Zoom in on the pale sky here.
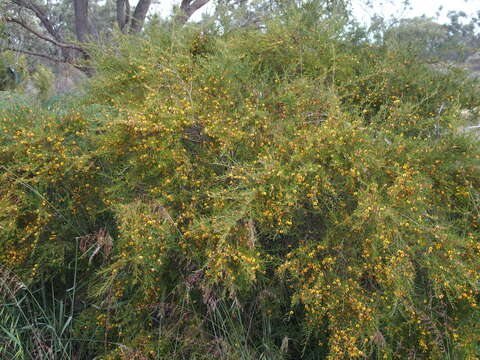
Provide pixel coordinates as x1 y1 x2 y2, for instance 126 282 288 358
152 0 479 23
352 0 478 24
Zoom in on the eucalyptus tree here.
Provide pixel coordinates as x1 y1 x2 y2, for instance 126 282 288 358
1 0 211 75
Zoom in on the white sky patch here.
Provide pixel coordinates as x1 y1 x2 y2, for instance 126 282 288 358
149 0 214 21
148 0 478 23
352 0 478 24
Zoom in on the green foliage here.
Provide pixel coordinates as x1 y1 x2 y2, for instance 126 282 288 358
0 67 15 91
0 51 28 92
31 65 54 102
0 266 81 359
1 3 480 359
381 12 480 63
0 58 17 91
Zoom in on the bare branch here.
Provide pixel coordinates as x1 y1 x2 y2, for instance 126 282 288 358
3 46 65 63
11 0 63 42
177 0 210 24
5 17 86 53
3 47 91 74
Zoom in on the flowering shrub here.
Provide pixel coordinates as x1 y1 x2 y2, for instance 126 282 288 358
1 5 479 359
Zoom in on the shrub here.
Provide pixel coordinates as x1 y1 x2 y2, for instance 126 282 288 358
31 65 54 102
1 2 479 359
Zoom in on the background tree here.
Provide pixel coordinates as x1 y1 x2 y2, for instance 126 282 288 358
0 0 211 74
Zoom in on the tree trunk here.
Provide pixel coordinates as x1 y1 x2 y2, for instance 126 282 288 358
74 0 89 43
116 0 131 32
73 0 95 76
129 0 152 34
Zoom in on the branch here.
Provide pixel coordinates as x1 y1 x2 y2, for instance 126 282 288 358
177 0 210 24
3 47 90 73
3 46 65 63
5 17 87 53
464 125 480 130
12 0 63 42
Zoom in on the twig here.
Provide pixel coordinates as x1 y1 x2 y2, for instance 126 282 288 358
464 125 480 130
